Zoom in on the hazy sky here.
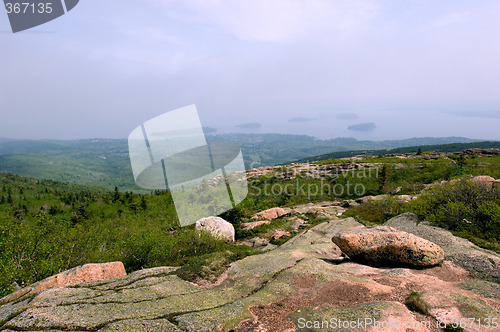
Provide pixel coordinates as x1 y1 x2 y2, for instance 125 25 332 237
1 0 499 140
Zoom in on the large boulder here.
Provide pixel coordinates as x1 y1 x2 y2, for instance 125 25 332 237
195 216 235 242
251 207 287 220
332 226 444 268
385 213 500 282
470 175 496 189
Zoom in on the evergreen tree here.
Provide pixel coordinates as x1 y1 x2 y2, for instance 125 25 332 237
140 195 147 210
378 164 387 194
113 186 120 203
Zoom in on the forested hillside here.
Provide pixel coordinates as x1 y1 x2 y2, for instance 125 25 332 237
0 136 482 191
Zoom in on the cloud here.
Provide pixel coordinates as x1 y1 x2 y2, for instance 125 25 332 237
148 0 378 42
347 122 376 131
433 12 471 27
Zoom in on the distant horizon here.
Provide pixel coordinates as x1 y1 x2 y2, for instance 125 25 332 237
0 133 496 143
1 109 499 141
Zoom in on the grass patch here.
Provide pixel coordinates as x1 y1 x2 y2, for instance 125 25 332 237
312 158 348 165
450 230 500 253
404 291 430 315
343 196 404 225
173 246 261 283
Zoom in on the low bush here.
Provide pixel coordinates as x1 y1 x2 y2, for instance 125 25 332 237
407 179 500 250
404 291 430 315
443 324 465 332
344 196 405 225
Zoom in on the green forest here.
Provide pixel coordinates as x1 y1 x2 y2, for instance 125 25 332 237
0 136 488 192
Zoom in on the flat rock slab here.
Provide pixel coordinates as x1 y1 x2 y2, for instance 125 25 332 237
100 318 181 331
0 262 126 305
252 207 287 220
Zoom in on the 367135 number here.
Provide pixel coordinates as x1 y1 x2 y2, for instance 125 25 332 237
5 2 53 14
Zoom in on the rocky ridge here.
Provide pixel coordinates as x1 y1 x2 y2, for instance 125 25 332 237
245 149 500 181
0 210 498 331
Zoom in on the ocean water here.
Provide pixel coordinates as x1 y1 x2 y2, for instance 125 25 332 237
210 110 500 141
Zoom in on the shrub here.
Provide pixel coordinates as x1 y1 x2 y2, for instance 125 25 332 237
407 178 500 251
344 196 405 225
405 291 430 315
443 324 465 332
408 179 499 234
